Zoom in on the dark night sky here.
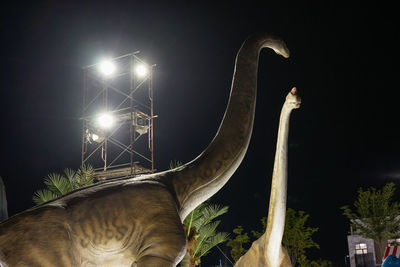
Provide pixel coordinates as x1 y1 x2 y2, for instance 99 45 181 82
0 1 398 265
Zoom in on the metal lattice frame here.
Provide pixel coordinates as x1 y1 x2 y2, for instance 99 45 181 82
81 52 156 179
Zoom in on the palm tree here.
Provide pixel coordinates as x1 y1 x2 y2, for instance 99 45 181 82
181 202 230 267
32 165 95 205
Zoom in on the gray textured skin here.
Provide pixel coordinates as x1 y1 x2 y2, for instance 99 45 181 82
235 88 300 267
0 33 289 267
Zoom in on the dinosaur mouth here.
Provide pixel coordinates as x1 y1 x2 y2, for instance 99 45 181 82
289 101 301 108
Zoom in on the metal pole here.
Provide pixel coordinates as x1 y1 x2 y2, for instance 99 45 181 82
149 66 154 172
103 79 108 171
81 69 87 169
130 56 136 176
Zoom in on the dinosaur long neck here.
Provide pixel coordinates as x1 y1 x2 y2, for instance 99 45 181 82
168 34 289 220
265 103 293 264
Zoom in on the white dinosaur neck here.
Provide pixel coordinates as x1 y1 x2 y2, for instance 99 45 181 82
265 103 293 265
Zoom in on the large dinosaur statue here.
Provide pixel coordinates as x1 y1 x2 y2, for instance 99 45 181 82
0 33 290 266
235 87 301 267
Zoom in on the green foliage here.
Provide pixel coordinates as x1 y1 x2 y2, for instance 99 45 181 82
182 202 229 266
228 209 327 265
169 159 183 169
185 203 229 232
226 225 250 262
75 165 95 187
310 259 334 267
283 208 320 266
32 165 95 205
251 216 268 239
32 189 59 205
341 182 400 262
296 254 309 267
44 173 73 196
341 183 400 240
195 221 230 258
298 255 333 267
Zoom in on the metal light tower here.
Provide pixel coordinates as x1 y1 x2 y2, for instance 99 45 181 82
81 52 156 180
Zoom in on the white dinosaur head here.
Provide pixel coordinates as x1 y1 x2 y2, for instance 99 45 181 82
285 87 301 109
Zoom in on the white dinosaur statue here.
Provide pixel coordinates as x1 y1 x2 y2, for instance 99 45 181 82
235 87 301 267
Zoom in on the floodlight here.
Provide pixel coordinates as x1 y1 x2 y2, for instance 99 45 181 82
91 133 100 141
99 60 116 76
85 129 104 143
97 113 115 129
90 133 104 143
135 64 148 77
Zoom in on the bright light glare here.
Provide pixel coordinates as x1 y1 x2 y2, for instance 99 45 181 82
99 60 116 76
91 133 99 141
135 64 148 77
97 113 115 129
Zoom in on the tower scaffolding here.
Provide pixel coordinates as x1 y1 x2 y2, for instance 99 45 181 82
81 52 156 180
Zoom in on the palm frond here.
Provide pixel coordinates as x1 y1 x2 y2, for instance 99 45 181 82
32 189 59 205
76 164 95 187
63 168 76 181
44 173 73 196
192 204 229 230
169 160 183 169
198 231 230 257
80 164 94 174
202 204 229 222
198 220 221 238
184 202 205 225
194 220 221 256
182 202 230 263
32 165 96 206
63 168 78 188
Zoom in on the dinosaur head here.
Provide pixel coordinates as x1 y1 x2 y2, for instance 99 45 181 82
267 38 290 58
285 87 301 109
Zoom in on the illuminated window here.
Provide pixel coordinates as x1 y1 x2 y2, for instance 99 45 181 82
355 243 368 255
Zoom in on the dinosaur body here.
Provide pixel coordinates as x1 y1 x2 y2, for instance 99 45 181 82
235 88 300 267
0 33 290 266
0 180 187 266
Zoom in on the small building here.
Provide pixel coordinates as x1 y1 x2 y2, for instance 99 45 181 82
347 234 378 267
347 225 400 267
